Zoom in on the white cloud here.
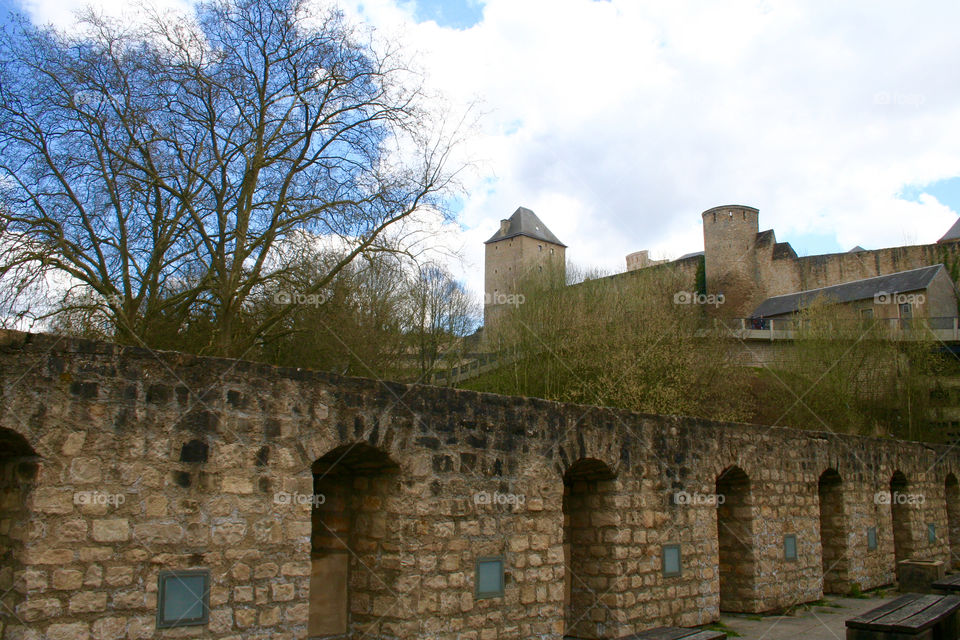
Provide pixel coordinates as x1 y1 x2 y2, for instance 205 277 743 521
12 0 960 303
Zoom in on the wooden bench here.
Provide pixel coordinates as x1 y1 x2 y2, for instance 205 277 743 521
932 573 960 593
845 592 960 639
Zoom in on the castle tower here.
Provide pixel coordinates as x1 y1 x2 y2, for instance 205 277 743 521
702 205 760 315
484 206 566 327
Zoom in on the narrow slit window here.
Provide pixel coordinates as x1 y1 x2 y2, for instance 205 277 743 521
867 526 878 551
662 544 681 577
784 534 797 561
475 557 504 599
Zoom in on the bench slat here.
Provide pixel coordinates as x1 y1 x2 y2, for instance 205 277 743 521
846 593 960 632
932 573 960 589
897 594 960 631
872 595 943 628
846 594 925 626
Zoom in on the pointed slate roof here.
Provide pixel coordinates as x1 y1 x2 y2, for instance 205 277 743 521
484 207 566 246
751 264 945 318
939 218 960 243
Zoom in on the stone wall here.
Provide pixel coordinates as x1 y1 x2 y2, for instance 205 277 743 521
2 330 960 639
484 234 565 328
692 203 960 316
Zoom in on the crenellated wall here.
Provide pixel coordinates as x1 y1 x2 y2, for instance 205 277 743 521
1 330 959 639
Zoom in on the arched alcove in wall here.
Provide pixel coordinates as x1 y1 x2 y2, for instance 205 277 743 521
818 468 848 594
562 458 617 640
716 465 756 613
0 429 39 624
308 442 399 638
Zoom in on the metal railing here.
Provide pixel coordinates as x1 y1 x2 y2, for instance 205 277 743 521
712 317 960 341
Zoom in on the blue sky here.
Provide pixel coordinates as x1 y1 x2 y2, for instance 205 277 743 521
410 0 483 29
900 177 960 214
7 0 960 297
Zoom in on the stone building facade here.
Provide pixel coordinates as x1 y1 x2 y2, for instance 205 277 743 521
699 204 960 316
2 330 960 639
484 202 960 323
483 207 566 327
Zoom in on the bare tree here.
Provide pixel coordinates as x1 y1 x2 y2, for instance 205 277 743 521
0 0 466 357
405 263 479 380
475 262 755 422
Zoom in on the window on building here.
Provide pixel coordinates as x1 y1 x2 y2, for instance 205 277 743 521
784 534 797 561
867 526 878 551
475 557 504 599
860 308 874 319
928 523 936 543
662 544 681 577
157 570 209 628
900 302 913 318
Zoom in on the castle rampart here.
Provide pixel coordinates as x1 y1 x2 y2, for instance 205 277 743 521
2 330 959 638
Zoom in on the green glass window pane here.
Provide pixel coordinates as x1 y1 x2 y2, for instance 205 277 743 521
164 575 205 621
929 523 936 543
867 527 878 550
476 558 503 598
158 571 208 627
784 534 797 560
663 545 681 576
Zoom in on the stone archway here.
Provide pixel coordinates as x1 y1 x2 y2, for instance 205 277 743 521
890 471 912 566
946 474 960 570
309 442 400 638
716 465 756 613
818 468 848 594
0 429 39 627
562 458 617 640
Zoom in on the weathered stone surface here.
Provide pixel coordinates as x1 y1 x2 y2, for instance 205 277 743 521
1 331 959 638
91 519 129 542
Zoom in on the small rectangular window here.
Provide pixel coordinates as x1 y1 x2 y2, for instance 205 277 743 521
475 557 504 599
157 570 209 628
662 544 681 577
860 308 874 319
900 302 913 318
784 534 797 561
867 527 878 551
929 523 936 543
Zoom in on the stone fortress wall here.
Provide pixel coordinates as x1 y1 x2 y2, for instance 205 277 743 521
2 330 960 639
699 204 960 316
